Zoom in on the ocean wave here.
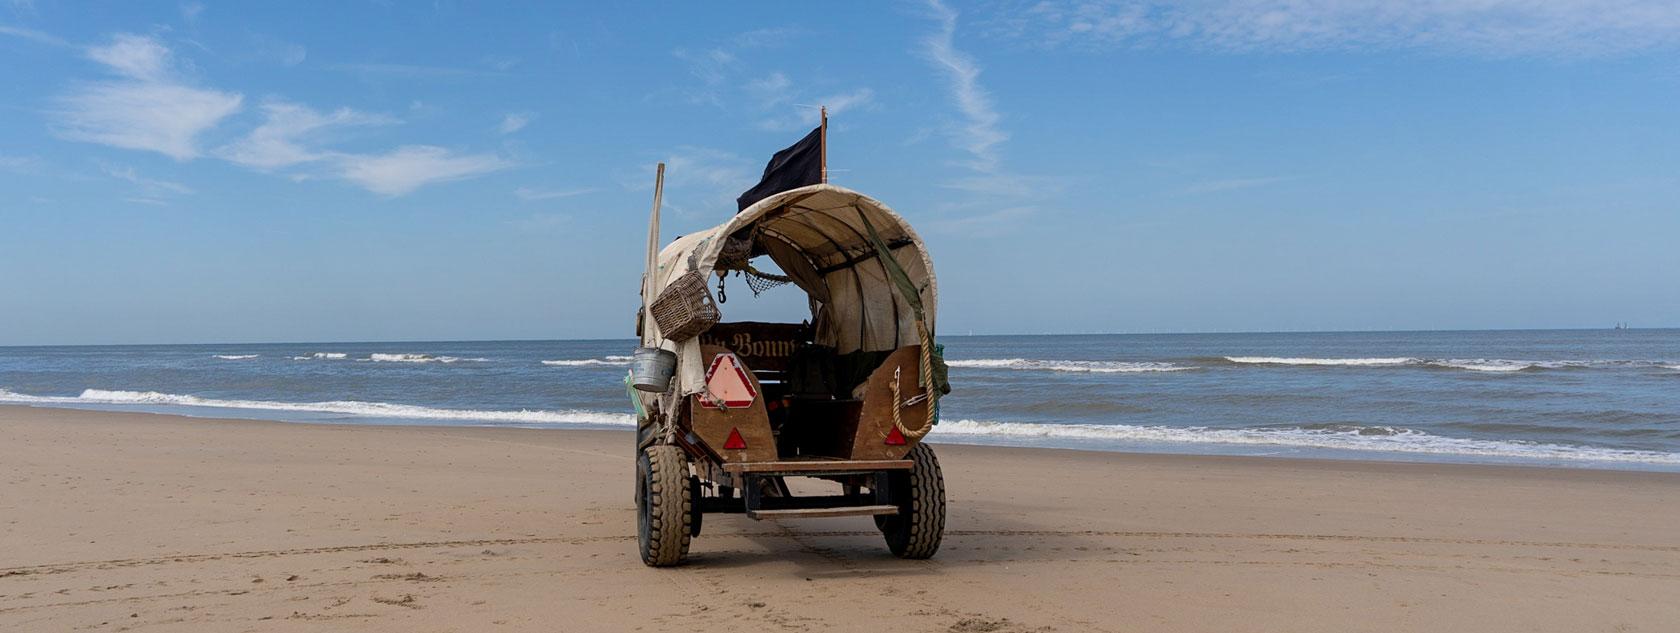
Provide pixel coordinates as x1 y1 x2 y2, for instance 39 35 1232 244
214 354 258 360
931 418 1680 465
1432 359 1564 372
1223 356 1673 373
947 359 1195 373
0 389 632 427
542 356 633 367
366 353 488 364
291 352 348 360
1224 356 1414 366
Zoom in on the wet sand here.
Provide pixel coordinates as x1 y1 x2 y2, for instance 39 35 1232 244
2 405 1678 632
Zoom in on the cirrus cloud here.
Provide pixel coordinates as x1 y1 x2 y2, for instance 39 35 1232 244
217 101 396 170
338 145 510 196
991 0 1680 56
52 34 242 160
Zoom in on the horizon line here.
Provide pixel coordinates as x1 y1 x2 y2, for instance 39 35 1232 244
1 325 1672 349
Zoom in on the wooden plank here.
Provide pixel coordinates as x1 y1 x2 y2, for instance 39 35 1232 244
687 345 778 463
748 505 899 520
849 345 926 461
698 322 810 372
722 459 912 474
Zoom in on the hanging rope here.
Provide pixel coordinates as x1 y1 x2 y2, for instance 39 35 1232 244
886 318 939 442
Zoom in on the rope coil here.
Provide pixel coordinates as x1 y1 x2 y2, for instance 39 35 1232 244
890 319 938 442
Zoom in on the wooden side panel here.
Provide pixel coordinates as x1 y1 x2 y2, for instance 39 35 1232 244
848 346 928 461
687 345 778 463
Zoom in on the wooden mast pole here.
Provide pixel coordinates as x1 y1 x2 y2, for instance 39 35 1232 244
820 105 828 184
642 163 665 334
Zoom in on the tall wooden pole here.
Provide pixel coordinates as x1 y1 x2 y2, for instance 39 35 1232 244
643 163 665 309
820 105 828 184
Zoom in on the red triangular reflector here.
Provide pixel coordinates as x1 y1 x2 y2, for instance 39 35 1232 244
884 425 906 446
723 427 747 450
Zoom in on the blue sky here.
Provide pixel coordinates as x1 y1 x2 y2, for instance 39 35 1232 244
2 1 1677 345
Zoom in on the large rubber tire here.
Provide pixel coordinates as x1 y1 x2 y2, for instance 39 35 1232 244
875 443 946 559
636 445 692 567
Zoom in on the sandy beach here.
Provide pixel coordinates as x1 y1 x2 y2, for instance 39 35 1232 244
3 405 1678 632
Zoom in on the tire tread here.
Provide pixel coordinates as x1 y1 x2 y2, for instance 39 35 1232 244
639 445 692 566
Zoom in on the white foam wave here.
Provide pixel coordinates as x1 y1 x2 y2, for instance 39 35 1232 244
0 389 632 427
543 357 633 367
1432 359 1554 372
1225 356 1415 366
1224 356 1670 373
366 353 488 364
947 359 1195 373
214 354 258 360
932 419 1680 465
292 352 348 360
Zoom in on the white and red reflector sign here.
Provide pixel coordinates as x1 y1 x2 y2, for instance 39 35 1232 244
700 353 758 409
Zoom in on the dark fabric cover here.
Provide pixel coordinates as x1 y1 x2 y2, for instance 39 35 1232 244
736 126 822 212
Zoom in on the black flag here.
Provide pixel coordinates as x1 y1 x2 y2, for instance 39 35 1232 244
736 126 822 211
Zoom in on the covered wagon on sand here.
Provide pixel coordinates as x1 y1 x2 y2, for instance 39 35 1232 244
628 176 951 567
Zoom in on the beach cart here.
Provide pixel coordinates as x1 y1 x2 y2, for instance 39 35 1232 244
628 165 950 566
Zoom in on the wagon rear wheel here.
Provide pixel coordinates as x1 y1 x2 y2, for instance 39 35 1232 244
636 445 692 566
875 443 945 559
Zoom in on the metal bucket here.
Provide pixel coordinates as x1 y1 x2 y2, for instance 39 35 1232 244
630 347 678 393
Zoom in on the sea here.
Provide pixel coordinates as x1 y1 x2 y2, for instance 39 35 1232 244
2 329 1678 471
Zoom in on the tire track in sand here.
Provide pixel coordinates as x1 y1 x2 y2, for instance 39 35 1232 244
4 529 1676 579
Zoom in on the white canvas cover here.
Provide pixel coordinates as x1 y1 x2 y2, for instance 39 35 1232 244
641 184 937 398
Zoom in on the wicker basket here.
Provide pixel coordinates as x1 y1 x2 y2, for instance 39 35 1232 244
650 270 719 341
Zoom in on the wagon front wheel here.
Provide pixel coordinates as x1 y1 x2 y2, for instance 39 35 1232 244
875 443 946 559
636 445 693 566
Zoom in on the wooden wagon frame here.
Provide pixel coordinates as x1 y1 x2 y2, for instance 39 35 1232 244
630 181 949 566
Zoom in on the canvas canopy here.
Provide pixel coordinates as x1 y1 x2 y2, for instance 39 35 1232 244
642 184 938 398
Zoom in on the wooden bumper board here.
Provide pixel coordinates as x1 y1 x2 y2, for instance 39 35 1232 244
748 505 899 520
722 459 913 475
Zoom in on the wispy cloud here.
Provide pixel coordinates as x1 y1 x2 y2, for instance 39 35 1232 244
52 34 243 160
217 101 396 170
338 145 510 196
85 33 173 81
104 164 194 196
38 31 509 198
179 2 204 23
923 0 1007 173
498 112 534 134
661 146 751 190
671 47 739 105
745 72 793 107
514 186 594 201
0 153 40 173
637 146 754 215
990 1 1680 56
919 2 1039 233
328 62 503 78
0 23 68 47
756 86 876 131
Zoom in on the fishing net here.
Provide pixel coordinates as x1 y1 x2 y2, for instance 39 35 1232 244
740 264 794 296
